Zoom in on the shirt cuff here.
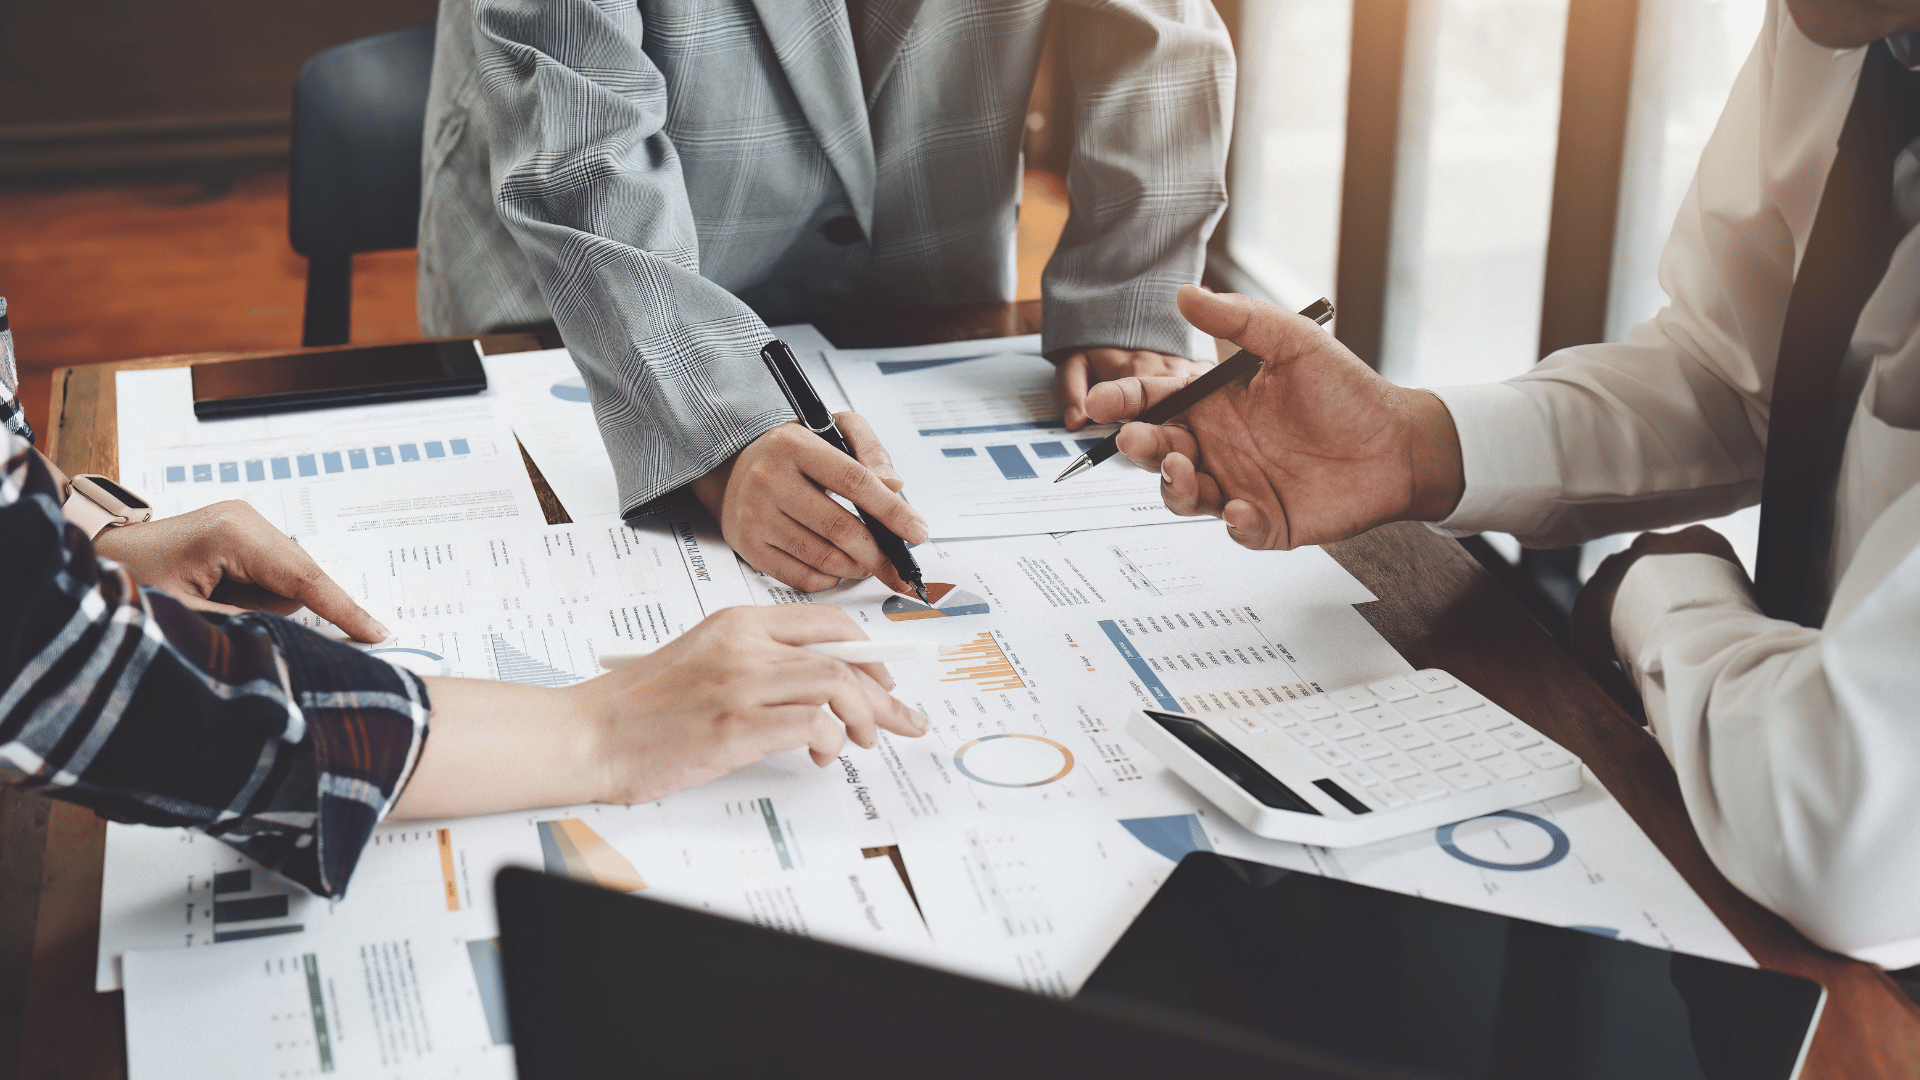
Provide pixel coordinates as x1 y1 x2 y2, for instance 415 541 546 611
1610 552 1759 697
1422 382 1562 537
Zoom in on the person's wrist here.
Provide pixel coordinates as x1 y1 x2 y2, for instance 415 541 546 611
689 452 737 521
555 678 623 805
1404 389 1466 522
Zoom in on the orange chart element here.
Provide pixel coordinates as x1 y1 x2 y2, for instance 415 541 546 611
940 631 1026 691
882 581 991 621
437 828 460 911
536 818 647 892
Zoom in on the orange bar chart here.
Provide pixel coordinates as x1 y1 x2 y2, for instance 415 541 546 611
939 631 1025 692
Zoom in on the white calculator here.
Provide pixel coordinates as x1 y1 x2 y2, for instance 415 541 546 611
1128 670 1582 848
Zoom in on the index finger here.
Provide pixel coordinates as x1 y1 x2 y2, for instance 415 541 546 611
751 603 869 646
1083 375 1197 426
796 438 931 545
1053 351 1090 431
835 412 905 493
237 533 389 643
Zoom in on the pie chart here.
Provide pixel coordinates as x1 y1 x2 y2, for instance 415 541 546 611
882 582 990 621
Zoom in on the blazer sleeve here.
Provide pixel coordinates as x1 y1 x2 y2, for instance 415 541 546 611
1042 0 1234 362
457 0 793 514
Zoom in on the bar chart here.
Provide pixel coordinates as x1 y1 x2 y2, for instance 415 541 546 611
938 631 1026 692
161 438 472 487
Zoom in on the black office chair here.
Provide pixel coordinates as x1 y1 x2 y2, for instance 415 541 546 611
289 24 435 347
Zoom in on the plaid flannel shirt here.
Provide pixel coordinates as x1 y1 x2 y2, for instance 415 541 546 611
1 432 430 897
0 298 28 443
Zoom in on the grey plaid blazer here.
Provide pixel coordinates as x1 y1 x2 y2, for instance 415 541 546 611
419 0 1232 514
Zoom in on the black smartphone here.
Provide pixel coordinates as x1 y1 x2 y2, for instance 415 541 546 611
191 339 487 419
1080 852 1826 1080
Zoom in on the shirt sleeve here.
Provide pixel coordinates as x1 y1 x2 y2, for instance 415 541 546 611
1610 490 1920 966
447 0 792 516
1042 0 1234 363
0 435 430 898
0 297 31 444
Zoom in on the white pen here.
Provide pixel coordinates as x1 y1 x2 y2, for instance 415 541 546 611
599 639 964 669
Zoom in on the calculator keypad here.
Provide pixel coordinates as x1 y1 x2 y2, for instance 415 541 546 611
1226 669 1579 817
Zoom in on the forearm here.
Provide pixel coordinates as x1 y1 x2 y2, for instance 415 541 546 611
394 677 606 819
1614 552 1920 966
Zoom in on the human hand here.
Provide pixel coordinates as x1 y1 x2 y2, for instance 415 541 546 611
1082 286 1465 550
92 500 387 642
1052 347 1213 431
395 606 930 817
1570 525 1745 670
691 415 929 594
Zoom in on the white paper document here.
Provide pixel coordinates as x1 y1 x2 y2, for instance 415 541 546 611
826 336 1188 537
115 367 544 543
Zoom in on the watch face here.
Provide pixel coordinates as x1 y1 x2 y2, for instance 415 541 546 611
80 475 149 510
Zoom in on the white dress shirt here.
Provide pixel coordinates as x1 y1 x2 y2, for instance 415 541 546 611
1428 0 1920 968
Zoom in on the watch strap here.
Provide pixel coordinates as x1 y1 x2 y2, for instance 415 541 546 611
62 485 124 539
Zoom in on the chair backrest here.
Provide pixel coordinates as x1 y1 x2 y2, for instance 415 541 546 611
289 24 435 259
290 24 433 346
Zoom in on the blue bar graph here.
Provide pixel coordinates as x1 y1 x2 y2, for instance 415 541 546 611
399 444 419 462
426 442 446 458
297 455 317 477
942 447 977 458
165 466 186 483
1029 441 1069 459
192 464 212 483
270 458 291 479
244 461 265 482
219 462 239 483
167 437 476 486
348 449 368 470
919 420 1054 438
985 445 1037 481
373 446 395 465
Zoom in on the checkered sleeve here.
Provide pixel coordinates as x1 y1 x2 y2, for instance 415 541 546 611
0 434 430 897
463 0 793 516
1043 0 1235 361
0 298 30 444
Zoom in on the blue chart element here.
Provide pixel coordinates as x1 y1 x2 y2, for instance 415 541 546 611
1120 814 1215 863
425 441 446 458
297 454 317 477
451 439 471 455
399 443 420 462
373 446 395 466
985 445 1037 480
550 382 592 402
219 462 239 483
174 438 471 484
165 466 186 483
244 460 265 482
270 457 291 479
464 939 513 1046
1568 925 1621 939
348 449 369 470
1436 810 1571 871
1074 437 1104 452
952 734 1075 788
1029 441 1069 459
942 447 978 458
878 351 1044 375
192 464 213 483
919 419 1055 437
1098 619 1179 710
323 452 343 474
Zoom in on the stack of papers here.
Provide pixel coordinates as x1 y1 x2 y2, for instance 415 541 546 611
107 329 1750 1079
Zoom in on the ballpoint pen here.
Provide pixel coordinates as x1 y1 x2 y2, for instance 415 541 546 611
761 339 932 604
1053 297 1335 483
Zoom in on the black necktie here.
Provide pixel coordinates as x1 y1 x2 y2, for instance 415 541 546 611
1753 39 1920 627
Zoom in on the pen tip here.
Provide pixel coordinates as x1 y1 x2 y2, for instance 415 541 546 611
914 584 931 604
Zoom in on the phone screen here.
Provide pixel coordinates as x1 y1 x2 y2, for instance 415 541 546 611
1079 853 1824 1080
192 340 486 418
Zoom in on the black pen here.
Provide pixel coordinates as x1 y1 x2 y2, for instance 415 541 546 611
760 340 931 604
1053 298 1335 483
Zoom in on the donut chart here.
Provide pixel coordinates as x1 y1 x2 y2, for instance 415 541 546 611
952 734 1075 787
368 646 451 677
1435 810 1570 871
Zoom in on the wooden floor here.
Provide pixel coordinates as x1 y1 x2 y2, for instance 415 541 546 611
0 169 1071 439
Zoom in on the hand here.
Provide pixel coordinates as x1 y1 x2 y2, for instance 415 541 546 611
1082 285 1465 550
691 415 930 594
394 605 930 817
1052 347 1213 431
92 500 388 643
1571 525 1745 670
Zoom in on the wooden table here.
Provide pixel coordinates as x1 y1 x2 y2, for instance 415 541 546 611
8 302 1918 1079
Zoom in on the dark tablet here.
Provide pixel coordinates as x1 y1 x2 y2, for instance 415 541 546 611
1080 852 1826 1080
191 339 487 419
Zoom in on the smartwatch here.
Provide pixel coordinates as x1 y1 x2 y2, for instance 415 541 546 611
62 474 154 539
